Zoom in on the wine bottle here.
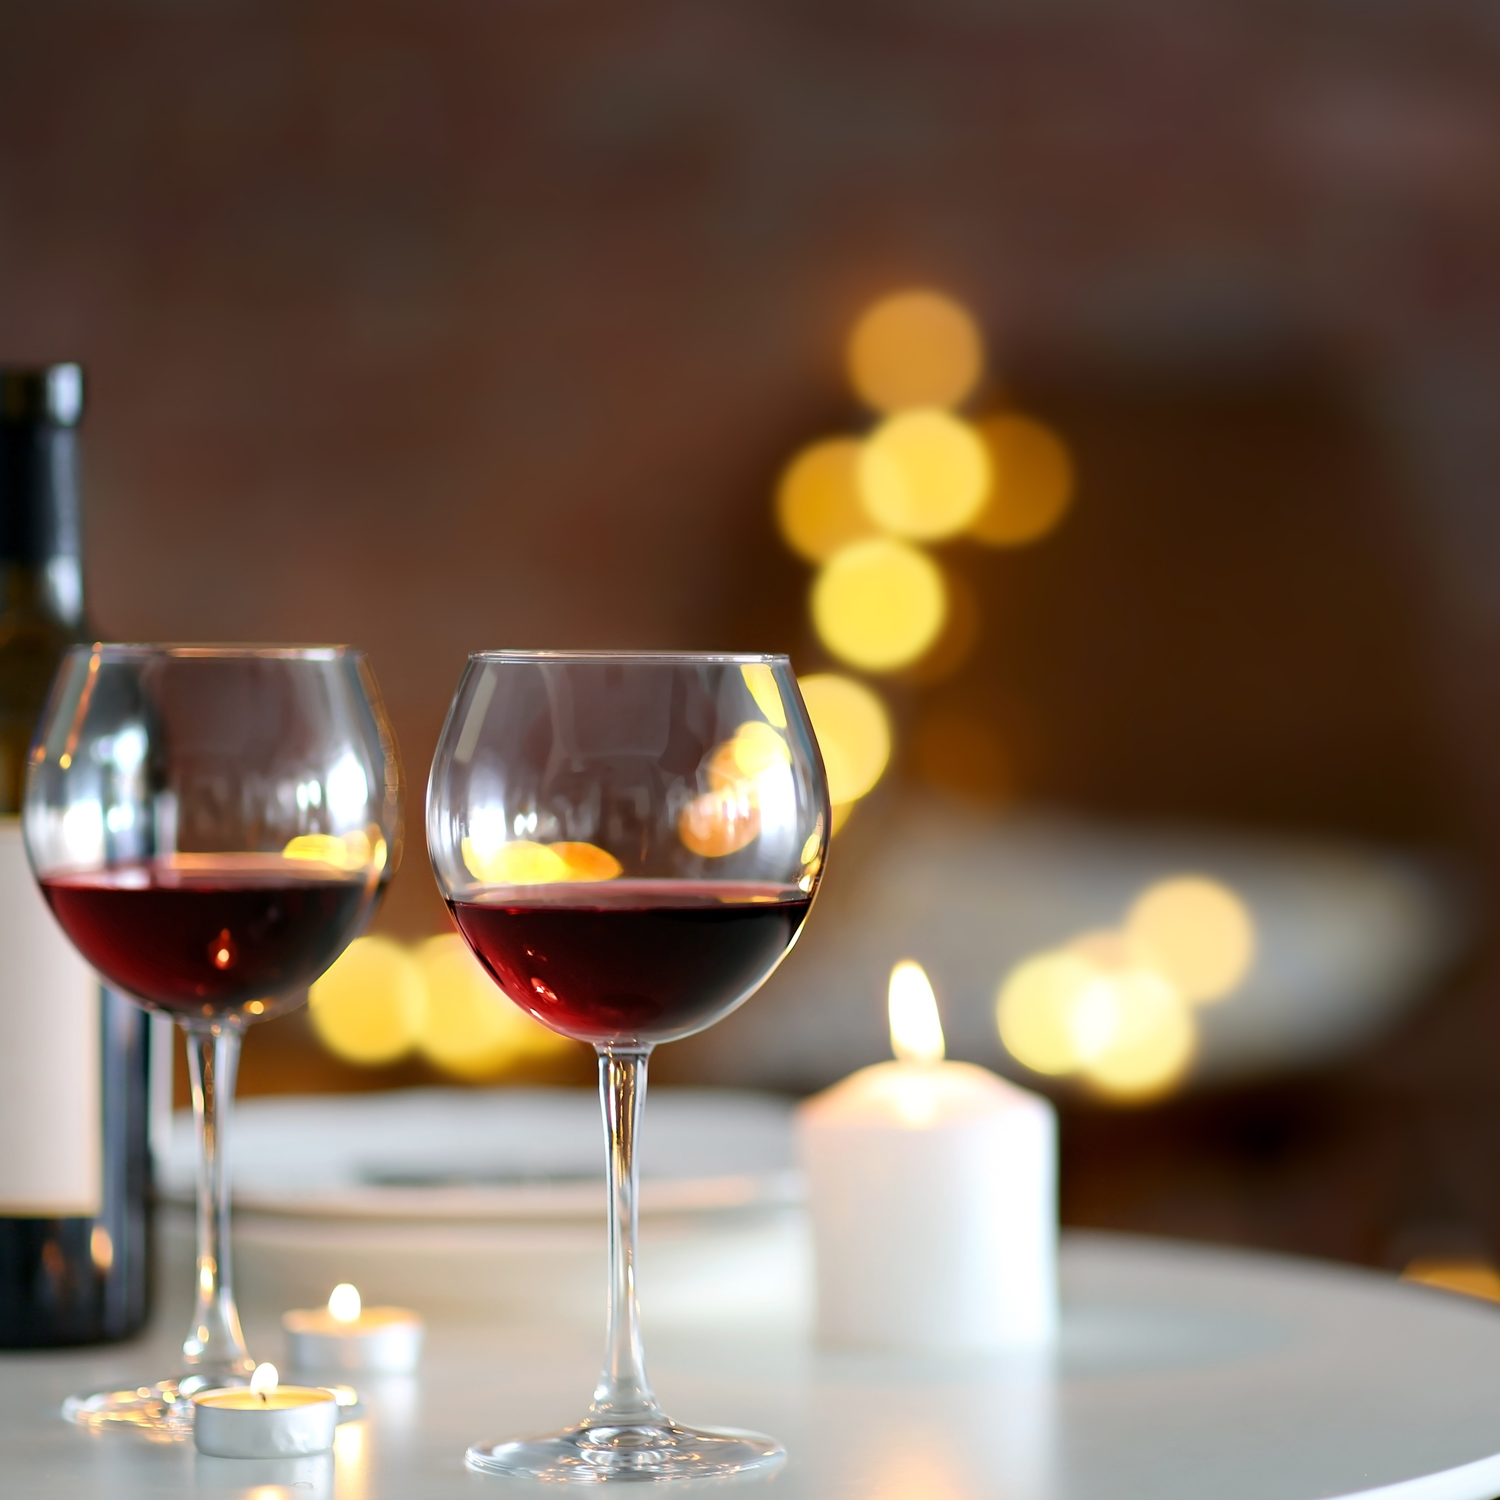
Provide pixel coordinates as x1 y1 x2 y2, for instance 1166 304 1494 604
0 364 149 1345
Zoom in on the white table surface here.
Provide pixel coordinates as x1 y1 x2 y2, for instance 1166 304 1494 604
6 1231 1500 1500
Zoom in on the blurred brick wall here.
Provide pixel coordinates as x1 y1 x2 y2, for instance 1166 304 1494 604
12 1 1500 1257
5 2 1498 930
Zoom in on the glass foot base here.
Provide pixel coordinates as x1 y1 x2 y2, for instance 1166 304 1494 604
467 1421 785 1483
62 1374 247 1438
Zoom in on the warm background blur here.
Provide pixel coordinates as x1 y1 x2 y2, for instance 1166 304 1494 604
5 2 1500 1270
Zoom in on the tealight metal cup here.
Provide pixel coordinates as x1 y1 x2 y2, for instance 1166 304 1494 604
284 1306 423 1374
192 1386 339 1458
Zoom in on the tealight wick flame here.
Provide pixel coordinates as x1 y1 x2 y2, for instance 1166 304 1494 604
328 1282 361 1323
889 960 945 1064
250 1362 278 1404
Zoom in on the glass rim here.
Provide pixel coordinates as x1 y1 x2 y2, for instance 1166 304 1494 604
466 649 792 666
61 642 361 662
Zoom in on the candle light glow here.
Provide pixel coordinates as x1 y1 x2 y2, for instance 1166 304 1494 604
888 960 945 1064
250 1363 277 1402
284 1285 424 1375
195 1364 335 1413
328 1284 361 1323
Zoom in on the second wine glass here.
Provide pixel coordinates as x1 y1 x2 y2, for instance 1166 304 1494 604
428 650 829 1482
24 644 401 1432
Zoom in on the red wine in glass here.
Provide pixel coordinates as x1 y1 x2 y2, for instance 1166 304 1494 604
24 643 401 1436
42 857 373 1021
428 651 829 1482
447 880 812 1046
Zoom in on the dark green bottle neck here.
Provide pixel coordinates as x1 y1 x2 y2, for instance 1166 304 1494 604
0 560 86 635
0 421 88 812
0 421 79 556
0 418 85 634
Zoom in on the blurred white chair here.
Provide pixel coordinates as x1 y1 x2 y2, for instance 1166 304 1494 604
677 792 1468 1093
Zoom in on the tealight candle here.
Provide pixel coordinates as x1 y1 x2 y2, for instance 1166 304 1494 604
797 961 1057 1353
193 1363 338 1459
284 1284 424 1374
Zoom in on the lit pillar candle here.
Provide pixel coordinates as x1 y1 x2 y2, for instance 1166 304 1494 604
284 1284 424 1374
796 961 1058 1352
193 1363 339 1458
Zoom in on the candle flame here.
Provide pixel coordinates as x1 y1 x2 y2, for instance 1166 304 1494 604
249 1362 278 1402
328 1282 362 1323
889 960 945 1064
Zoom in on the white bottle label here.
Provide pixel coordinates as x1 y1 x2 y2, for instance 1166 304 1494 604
0 819 101 1216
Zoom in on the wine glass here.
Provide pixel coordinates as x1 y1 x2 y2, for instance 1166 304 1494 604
23 645 401 1433
427 650 829 1482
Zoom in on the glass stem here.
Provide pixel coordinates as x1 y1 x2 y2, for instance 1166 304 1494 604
180 1022 253 1382
587 1046 664 1430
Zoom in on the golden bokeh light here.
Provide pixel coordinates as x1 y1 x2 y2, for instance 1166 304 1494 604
847 290 984 412
775 439 877 563
741 663 788 728
892 567 980 686
550 842 625 882
797 673 892 804
1077 967 1195 1099
858 410 991 540
812 537 947 671
729 720 792 778
680 719 795 859
461 837 622 885
462 838 568 885
1402 1259 1500 1303
283 829 384 872
679 783 760 858
418 933 571 1080
969 414 1074 547
997 935 1198 1099
309 936 427 1066
705 741 745 792
1126 876 1255 1005
800 825 824 867
797 826 824 890
995 949 1102 1076
830 801 854 835
283 833 353 867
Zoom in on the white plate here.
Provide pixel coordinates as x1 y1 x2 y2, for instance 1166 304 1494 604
161 1086 801 1220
